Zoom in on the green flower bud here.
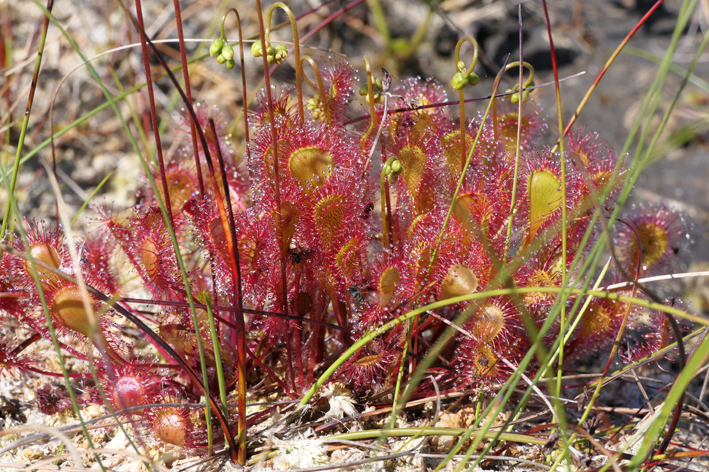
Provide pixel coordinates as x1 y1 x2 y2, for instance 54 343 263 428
210 37 223 57
221 43 234 61
390 159 402 174
272 44 288 64
510 92 520 104
365 92 384 104
451 72 468 90
226 59 235 70
251 39 264 58
359 83 369 96
374 77 383 90
216 54 227 65
467 72 480 86
456 61 466 73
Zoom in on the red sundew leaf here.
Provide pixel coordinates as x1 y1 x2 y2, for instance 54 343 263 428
441 129 475 183
614 202 690 277
0 333 36 377
495 98 548 156
104 206 186 302
336 338 394 395
452 343 513 390
10 219 70 291
314 57 358 128
80 233 120 295
100 360 163 413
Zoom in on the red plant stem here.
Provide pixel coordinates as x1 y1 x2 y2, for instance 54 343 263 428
10 332 41 356
206 118 247 463
307 294 326 386
0 9 9 81
172 0 204 195
0 292 32 298
329 286 348 345
558 0 665 142
255 3 290 386
246 405 281 426
292 273 305 390
118 297 349 332
285 337 295 391
134 0 174 225
22 366 93 378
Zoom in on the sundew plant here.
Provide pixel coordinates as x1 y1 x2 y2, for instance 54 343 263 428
1 0 708 470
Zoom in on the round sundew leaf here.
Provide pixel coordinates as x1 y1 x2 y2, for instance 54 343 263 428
238 233 258 269
314 195 345 248
439 264 478 301
352 351 384 368
378 267 400 308
414 244 439 281
114 376 147 410
471 345 500 377
453 194 474 226
412 113 433 141
526 169 562 246
50 286 122 362
158 169 194 212
442 130 473 180
521 267 559 307
474 303 505 341
208 217 235 261
408 212 429 240
289 146 333 191
453 193 492 234
579 302 613 338
159 311 189 354
27 242 61 278
153 409 187 447
577 149 591 167
398 145 427 206
52 286 95 338
498 112 530 155
631 222 668 270
140 239 160 279
336 238 362 282
592 170 614 189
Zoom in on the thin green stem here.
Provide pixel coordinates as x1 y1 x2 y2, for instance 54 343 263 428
387 320 412 430
1 0 53 244
540 8 570 466
331 427 546 445
70 169 115 228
